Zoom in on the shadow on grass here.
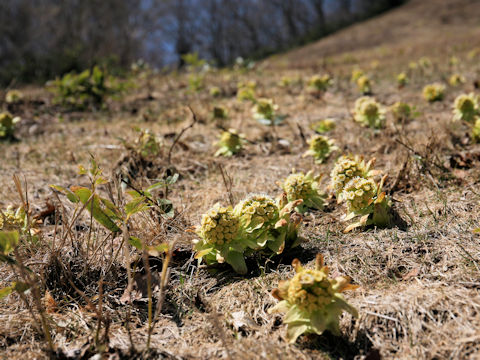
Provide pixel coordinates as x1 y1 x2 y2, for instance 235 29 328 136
299 330 380 360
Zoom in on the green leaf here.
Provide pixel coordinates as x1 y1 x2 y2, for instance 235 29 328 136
286 324 309 344
157 199 174 218
195 247 214 259
310 310 327 335
128 236 143 250
166 173 179 185
125 197 149 219
0 286 13 299
71 187 121 233
225 250 247 274
50 185 79 203
0 231 19 255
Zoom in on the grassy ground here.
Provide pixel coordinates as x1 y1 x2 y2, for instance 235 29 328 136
2 0 480 358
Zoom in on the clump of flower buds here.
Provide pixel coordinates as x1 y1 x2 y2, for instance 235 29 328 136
281 172 326 214
308 74 332 92
342 175 393 232
353 97 386 129
214 129 245 157
449 74 466 87
269 254 358 343
397 72 408 88
423 83 445 102
0 112 20 140
310 119 336 133
390 102 414 124
356 75 372 95
330 155 377 202
452 93 478 123
5 90 23 104
303 135 338 163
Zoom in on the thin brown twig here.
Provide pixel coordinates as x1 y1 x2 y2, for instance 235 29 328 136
167 105 198 164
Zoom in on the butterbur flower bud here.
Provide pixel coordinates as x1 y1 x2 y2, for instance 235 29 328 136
281 171 326 214
214 129 244 157
269 254 358 343
356 75 372 95
212 106 228 119
210 86 221 97
449 74 465 87
330 155 375 201
303 135 338 163
353 97 386 129
390 102 412 123
5 90 23 104
472 118 480 143
0 112 20 139
351 69 364 82
397 72 408 87
234 194 279 248
308 74 332 92
452 93 478 123
253 98 278 121
423 83 445 102
310 119 336 133
343 177 376 213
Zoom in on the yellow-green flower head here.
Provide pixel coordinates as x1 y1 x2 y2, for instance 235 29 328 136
5 90 23 104
472 118 480 143
212 106 227 119
330 155 371 199
356 75 372 94
449 74 466 87
453 93 478 123
449 56 459 66
409 61 418 70
215 129 244 157
310 118 336 133
269 254 358 342
209 86 221 97
282 172 326 213
353 97 386 128
0 205 26 230
279 76 292 87
234 194 279 247
390 102 412 122
351 69 365 82
137 129 162 157
253 98 278 121
304 135 337 163
343 177 376 213
397 72 408 87
308 74 332 91
423 83 445 102
0 111 20 139
418 57 432 68
198 205 240 246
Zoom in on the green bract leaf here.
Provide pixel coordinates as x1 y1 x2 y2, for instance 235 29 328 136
71 187 121 233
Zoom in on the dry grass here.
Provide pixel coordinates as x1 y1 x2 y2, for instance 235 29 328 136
2 0 480 358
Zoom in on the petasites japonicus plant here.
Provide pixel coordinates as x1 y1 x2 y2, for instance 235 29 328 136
342 175 393 232
269 254 358 343
353 97 386 129
303 135 338 164
330 155 377 202
214 129 245 157
281 172 326 214
452 93 478 123
194 195 304 274
0 112 20 140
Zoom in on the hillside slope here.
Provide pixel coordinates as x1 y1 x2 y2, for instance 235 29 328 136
266 0 480 70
